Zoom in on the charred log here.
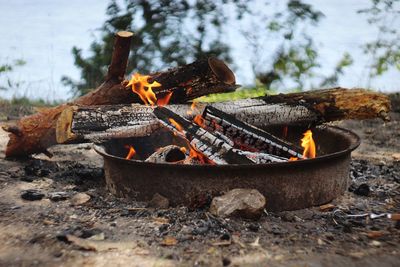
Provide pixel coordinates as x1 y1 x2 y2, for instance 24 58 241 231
202 106 303 158
57 88 391 145
154 106 286 165
145 145 186 163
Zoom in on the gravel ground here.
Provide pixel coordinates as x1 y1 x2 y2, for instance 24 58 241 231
0 100 399 267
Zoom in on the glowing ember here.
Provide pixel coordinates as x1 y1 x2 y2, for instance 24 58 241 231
187 101 198 116
168 118 184 132
126 73 162 106
193 115 206 128
125 146 136 160
301 130 316 159
188 145 211 164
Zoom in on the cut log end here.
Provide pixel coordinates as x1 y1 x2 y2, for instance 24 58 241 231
56 106 77 144
208 57 236 85
117 31 134 38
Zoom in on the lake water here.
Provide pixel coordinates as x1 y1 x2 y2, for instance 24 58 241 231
0 0 398 101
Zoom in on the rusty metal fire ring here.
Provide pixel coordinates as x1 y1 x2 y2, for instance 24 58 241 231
94 125 360 211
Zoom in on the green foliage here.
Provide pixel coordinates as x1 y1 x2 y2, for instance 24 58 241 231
0 59 26 91
63 0 248 96
358 0 400 79
65 0 355 96
320 53 354 87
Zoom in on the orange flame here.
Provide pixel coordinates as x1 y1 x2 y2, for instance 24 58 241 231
188 145 211 164
193 115 206 128
125 146 136 160
157 92 173 107
187 101 198 116
301 130 316 159
126 73 163 106
168 118 184 132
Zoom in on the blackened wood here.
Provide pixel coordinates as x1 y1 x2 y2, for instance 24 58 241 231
146 57 238 103
260 87 391 122
57 88 390 144
154 106 254 165
202 106 303 158
154 106 286 164
145 145 186 163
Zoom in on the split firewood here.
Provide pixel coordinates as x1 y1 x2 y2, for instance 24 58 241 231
154 106 288 165
57 88 391 145
3 31 238 157
154 106 253 165
202 106 303 159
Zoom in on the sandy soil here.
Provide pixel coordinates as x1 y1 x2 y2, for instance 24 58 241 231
0 105 399 266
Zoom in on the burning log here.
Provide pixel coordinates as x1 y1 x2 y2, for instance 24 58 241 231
144 145 186 164
154 106 287 164
57 88 391 145
154 106 253 165
202 106 303 158
3 31 238 157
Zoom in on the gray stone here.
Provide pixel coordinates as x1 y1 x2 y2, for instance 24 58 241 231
209 189 266 219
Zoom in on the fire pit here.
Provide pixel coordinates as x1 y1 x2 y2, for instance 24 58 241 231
94 125 360 211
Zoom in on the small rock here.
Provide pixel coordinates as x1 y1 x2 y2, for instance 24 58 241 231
70 193 91 206
48 192 69 201
21 189 45 201
353 183 370 196
8 166 23 178
148 193 169 209
209 189 266 219
370 240 382 247
87 232 105 241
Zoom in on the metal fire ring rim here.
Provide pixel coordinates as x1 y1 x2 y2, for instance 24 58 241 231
93 125 360 170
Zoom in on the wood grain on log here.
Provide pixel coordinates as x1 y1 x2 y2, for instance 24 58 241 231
154 106 286 164
202 106 303 158
57 88 391 145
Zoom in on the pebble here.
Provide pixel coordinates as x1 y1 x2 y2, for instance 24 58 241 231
20 189 45 201
70 193 91 206
48 192 69 201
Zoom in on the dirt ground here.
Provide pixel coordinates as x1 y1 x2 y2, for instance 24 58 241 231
0 96 399 267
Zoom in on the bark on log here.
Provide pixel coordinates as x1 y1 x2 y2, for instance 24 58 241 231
154 106 254 165
202 106 303 158
154 106 286 164
57 88 391 144
3 31 135 157
146 57 237 103
3 31 237 157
